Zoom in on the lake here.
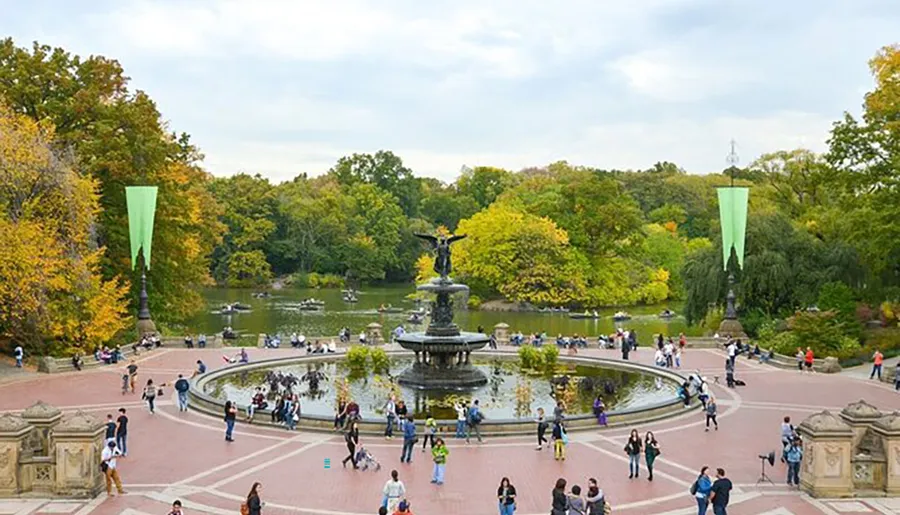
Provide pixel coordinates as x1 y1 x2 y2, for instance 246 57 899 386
189 285 699 340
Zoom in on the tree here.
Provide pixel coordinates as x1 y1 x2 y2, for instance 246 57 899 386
329 151 421 217
453 204 588 305
208 173 276 285
456 166 518 209
749 149 833 217
0 38 224 324
0 102 129 355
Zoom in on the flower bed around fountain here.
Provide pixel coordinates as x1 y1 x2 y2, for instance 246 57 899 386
188 350 698 436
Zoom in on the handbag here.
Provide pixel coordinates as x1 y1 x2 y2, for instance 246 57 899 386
239 503 249 515
100 461 109 473
603 500 611 514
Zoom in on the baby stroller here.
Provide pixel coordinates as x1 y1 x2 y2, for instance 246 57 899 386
355 445 381 471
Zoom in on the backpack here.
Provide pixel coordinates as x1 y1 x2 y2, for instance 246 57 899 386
689 479 698 495
470 409 483 425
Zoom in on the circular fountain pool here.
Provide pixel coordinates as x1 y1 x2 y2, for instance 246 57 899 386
197 352 682 423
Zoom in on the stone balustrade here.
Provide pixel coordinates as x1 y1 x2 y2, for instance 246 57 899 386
0 401 105 498
798 400 900 497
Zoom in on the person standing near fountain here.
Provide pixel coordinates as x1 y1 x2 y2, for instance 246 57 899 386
454 402 467 438
342 421 360 469
430 438 449 485
400 416 417 463
465 399 484 444
384 395 397 439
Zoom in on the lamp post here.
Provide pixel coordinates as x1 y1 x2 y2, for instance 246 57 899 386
126 186 159 336
717 141 748 337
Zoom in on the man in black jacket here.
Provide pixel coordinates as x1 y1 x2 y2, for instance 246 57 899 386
174 374 190 412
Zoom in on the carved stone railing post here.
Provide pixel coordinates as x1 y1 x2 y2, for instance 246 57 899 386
798 410 854 498
0 414 31 496
493 323 509 346
874 412 900 495
366 323 383 346
51 411 105 497
20 401 62 458
841 400 886 490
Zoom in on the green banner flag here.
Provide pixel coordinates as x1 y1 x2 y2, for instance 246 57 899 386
717 187 749 270
126 186 158 270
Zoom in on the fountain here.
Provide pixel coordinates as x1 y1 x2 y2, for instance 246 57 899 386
395 233 490 389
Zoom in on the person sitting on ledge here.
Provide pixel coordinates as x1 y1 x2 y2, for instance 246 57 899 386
184 335 194 349
327 340 337 353
71 352 84 371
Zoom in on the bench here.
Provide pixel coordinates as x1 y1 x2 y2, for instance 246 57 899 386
37 337 181 373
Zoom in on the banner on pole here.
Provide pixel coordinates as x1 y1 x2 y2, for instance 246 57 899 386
717 187 749 270
126 186 158 270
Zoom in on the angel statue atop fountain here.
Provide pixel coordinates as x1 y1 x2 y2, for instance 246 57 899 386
414 233 467 279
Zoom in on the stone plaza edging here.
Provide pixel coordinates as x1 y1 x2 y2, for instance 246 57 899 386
188 350 700 436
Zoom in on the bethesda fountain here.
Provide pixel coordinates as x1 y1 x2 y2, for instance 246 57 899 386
396 233 490 389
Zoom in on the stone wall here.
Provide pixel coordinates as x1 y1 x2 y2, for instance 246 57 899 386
0 402 105 498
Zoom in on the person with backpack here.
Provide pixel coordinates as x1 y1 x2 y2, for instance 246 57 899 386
690 466 713 515
174 374 190 412
465 399 483 443
400 416 417 463
785 437 803 487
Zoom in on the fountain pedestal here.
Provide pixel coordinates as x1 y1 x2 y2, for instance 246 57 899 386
396 277 489 389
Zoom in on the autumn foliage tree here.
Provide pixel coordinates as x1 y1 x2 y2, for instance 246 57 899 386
0 102 129 356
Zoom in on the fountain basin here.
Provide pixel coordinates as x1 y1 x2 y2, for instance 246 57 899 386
189 350 698 436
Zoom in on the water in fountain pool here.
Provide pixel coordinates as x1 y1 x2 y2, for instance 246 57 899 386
204 357 679 421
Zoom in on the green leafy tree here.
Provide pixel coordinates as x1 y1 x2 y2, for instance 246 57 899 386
456 166 518 209
329 151 421 217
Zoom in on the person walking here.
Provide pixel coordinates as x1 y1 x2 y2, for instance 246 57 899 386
115 408 129 456
454 402 467 438
174 374 190 412
709 468 732 515
705 397 718 431
691 466 713 514
430 437 449 485
550 478 568 515
780 416 794 462
13 344 23 368
168 500 183 515
127 360 138 394
400 416 416 463
224 400 237 442
244 482 263 515
142 379 158 413
644 431 660 481
422 412 437 452
342 421 360 469
536 407 549 450
552 419 567 461
101 440 125 496
871 349 884 380
624 429 642 479
585 478 604 515
465 400 483 444
381 470 406 513
895 362 900 391
804 347 815 373
497 477 516 515
785 437 803 487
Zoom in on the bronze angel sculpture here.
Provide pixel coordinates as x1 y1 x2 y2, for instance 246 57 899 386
414 233 467 278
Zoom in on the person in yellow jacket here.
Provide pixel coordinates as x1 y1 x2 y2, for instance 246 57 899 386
431 438 449 485
422 412 437 452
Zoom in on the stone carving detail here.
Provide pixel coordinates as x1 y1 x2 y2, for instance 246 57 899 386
894 447 900 476
56 411 103 432
35 464 52 482
22 401 62 420
854 462 873 483
0 448 13 486
25 428 45 456
805 445 814 474
63 448 87 479
824 445 843 477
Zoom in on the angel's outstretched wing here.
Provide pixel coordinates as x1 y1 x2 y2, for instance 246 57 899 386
414 233 439 246
447 234 467 244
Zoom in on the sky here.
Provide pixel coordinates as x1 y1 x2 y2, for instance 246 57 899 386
2 0 899 183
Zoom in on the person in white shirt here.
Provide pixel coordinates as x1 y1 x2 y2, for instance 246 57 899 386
654 349 666 367
14 345 24 368
382 469 406 513
327 340 337 353
101 440 125 496
727 341 737 367
663 341 675 367
454 402 467 438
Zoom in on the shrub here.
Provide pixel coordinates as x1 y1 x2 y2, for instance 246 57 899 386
467 294 483 309
346 345 369 369
767 331 800 356
701 307 724 335
518 345 542 369
370 347 391 372
540 345 559 368
292 272 344 289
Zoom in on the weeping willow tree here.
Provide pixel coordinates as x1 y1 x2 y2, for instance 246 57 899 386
682 213 862 327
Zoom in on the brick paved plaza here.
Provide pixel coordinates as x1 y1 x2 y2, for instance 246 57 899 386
2 345 899 515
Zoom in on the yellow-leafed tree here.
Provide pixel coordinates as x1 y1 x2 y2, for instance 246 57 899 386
0 102 129 356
